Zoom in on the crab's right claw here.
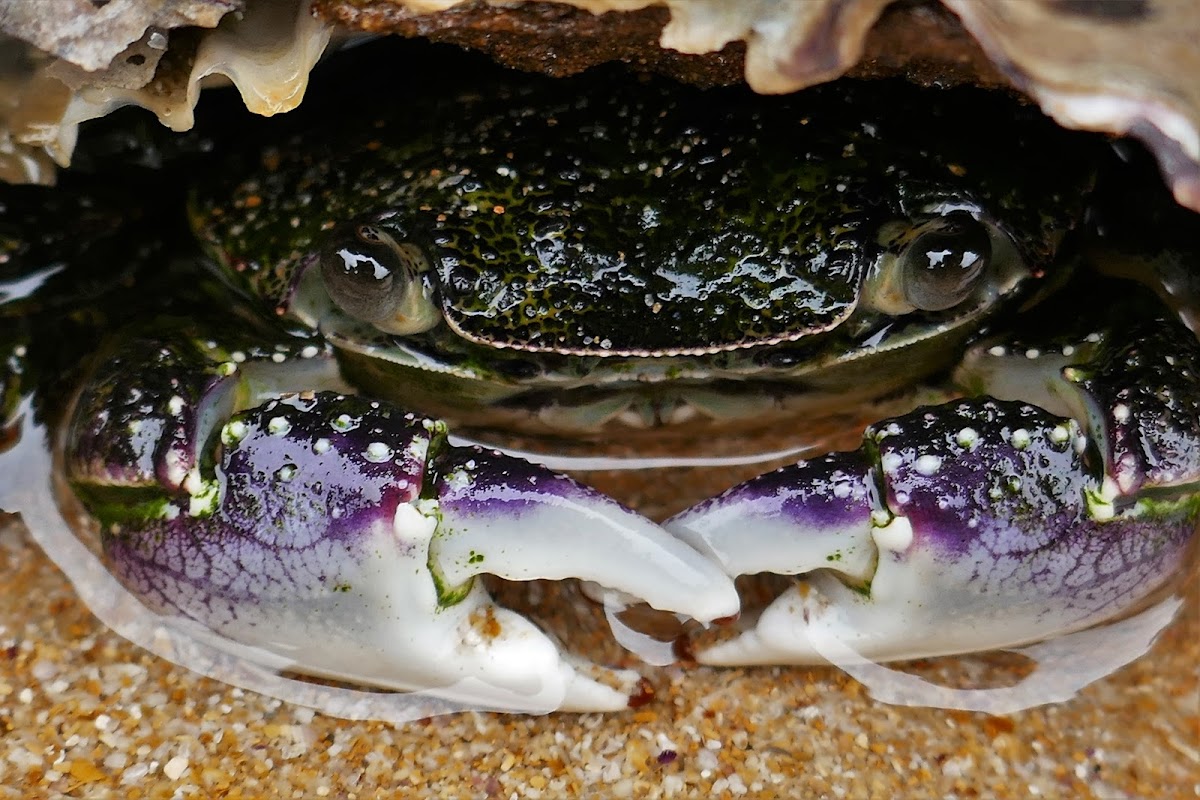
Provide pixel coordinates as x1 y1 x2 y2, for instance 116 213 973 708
69 369 738 712
667 396 1199 666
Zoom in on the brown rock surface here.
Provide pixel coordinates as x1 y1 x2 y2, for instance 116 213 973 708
313 0 1007 90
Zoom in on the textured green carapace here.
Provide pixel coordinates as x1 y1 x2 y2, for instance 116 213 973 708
190 75 1094 428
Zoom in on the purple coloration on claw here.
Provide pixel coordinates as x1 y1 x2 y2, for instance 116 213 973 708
670 398 1198 666
100 392 436 632
667 451 877 584
213 395 429 547
432 445 595 515
666 278 1200 668
1066 318 1200 494
74 387 739 711
876 400 1091 559
873 400 1194 626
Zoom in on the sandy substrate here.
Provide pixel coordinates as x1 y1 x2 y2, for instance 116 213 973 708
0 506 1196 799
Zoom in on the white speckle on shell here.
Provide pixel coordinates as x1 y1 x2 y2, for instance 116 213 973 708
914 455 942 476
221 420 247 446
313 437 331 454
1087 477 1121 521
364 442 394 463
182 468 203 495
446 468 473 491
956 427 979 449
1010 429 1031 449
267 416 292 436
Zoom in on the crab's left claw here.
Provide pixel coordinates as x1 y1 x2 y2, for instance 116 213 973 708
667 286 1200 666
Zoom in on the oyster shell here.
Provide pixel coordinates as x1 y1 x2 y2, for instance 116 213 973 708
0 0 1198 211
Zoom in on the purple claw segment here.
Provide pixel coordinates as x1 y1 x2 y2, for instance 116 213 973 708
955 281 1200 496
1063 319 1200 495
98 394 450 685
665 450 877 586
78 389 738 711
432 446 741 624
863 399 1195 657
63 272 1200 699
674 399 1198 666
67 338 240 492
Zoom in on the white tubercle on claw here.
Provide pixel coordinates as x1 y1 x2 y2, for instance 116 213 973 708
872 516 913 553
393 501 438 546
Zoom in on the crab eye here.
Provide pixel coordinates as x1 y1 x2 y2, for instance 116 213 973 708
320 223 441 335
897 211 993 311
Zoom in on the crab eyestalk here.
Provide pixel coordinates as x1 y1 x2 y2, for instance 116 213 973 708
67 342 738 711
667 279 1200 665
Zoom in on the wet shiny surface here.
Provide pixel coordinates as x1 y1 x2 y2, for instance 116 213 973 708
0 39 1196 795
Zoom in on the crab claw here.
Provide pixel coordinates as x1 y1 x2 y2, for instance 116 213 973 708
70 377 738 712
669 277 1200 666
669 390 1198 666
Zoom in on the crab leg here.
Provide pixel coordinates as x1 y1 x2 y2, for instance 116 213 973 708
66 337 738 712
667 281 1200 665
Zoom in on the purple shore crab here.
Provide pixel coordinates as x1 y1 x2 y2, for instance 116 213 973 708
0 54 1192 714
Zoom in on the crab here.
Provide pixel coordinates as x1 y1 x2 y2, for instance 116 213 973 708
0 53 1194 716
